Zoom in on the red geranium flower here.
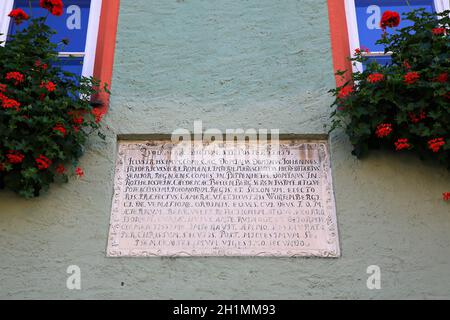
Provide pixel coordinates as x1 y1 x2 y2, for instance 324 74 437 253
8 8 30 25
75 167 84 178
403 60 411 70
444 192 450 201
35 60 48 71
433 73 448 83
408 111 427 124
0 83 6 93
73 116 83 125
2 98 21 111
355 47 369 55
432 27 446 36
375 123 393 138
68 110 85 125
56 164 66 174
337 85 353 99
36 154 52 170
428 138 445 153
5 72 25 86
380 11 400 30
367 73 384 83
8 8 29 25
91 108 104 124
40 80 56 92
53 124 67 136
40 0 64 16
6 150 25 164
404 72 420 85
395 138 411 151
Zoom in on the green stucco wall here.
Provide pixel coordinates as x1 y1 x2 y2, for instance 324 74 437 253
0 0 449 299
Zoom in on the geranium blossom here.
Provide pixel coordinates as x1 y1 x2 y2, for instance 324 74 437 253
36 155 52 170
408 111 427 124
403 60 411 70
367 73 384 83
428 138 445 153
8 8 29 25
35 60 48 71
395 138 411 151
404 72 420 85
337 85 353 99
375 124 393 138
432 27 446 36
53 124 67 136
355 47 369 55
56 164 66 174
39 0 64 16
6 150 25 164
5 72 25 86
75 167 84 177
40 81 56 92
380 11 400 30
91 108 104 124
433 73 448 83
1 97 21 111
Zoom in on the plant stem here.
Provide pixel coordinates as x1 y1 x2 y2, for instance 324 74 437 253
405 0 412 10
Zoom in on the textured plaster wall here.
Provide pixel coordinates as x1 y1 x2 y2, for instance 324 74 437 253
0 0 449 299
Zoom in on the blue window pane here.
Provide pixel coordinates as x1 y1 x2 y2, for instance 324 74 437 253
56 57 84 80
362 56 392 70
355 0 435 52
54 57 84 98
10 0 91 52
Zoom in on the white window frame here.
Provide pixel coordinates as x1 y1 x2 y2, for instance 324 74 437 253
345 0 450 72
0 0 102 78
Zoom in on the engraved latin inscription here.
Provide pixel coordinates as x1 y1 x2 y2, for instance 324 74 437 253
107 140 340 257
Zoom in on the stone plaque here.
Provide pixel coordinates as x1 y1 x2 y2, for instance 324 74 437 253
107 140 340 257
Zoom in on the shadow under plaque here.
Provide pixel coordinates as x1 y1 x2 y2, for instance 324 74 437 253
107 138 340 258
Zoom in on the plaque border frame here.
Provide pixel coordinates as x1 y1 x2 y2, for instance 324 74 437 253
106 139 341 258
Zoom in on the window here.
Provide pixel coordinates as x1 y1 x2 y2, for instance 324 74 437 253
0 0 102 79
344 0 450 71
0 0 120 109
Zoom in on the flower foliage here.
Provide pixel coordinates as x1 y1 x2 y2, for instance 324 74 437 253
0 4 109 198
330 9 449 170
